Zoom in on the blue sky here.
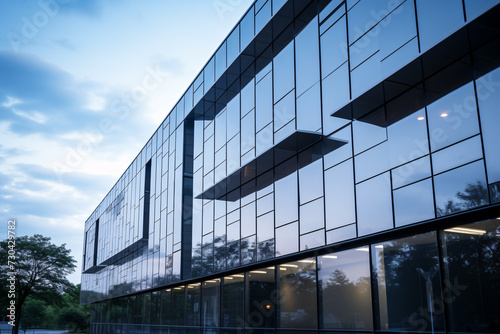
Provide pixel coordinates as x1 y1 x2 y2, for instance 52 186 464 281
0 0 253 284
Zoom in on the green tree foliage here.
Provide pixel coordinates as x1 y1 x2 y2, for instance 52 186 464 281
0 234 77 334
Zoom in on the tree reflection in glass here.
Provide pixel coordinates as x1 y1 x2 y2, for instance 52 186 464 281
318 249 372 329
371 232 445 332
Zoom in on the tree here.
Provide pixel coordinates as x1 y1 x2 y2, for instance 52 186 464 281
0 234 76 334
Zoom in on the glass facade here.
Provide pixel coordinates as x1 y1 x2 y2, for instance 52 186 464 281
82 0 500 333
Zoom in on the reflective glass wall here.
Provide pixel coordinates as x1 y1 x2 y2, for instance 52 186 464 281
89 218 500 333
82 0 500 331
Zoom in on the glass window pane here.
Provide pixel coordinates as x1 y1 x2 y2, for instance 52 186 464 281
356 172 393 236
204 135 215 174
477 67 500 183
257 193 274 216
216 42 227 79
215 109 227 152
255 0 271 33
256 73 273 131
257 211 274 243
227 220 240 243
353 107 387 155
416 0 465 51
202 279 220 327
241 202 256 238
295 18 320 96
299 157 324 204
372 232 444 332
222 274 245 327
320 16 347 78
275 170 298 227
318 249 372 329
387 108 428 169
392 156 431 189
276 222 298 256
204 57 215 93
256 123 273 156
227 134 240 174
325 159 356 230
241 235 257 264
434 160 489 217
279 259 317 328
227 26 240 65
441 219 500 333
300 229 325 250
322 63 350 135
161 289 172 325
240 6 255 50
241 109 256 154
241 79 255 116
171 285 186 326
247 268 275 328
426 82 480 151
297 82 322 132
432 135 483 174
273 41 295 102
274 89 295 132
326 224 356 244
394 178 435 227
186 283 201 326
323 125 352 169
299 198 325 234
227 93 240 141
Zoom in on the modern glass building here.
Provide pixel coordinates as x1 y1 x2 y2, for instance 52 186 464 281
81 1 500 333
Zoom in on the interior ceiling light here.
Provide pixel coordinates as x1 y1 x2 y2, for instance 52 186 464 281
444 227 486 235
417 116 425 121
322 255 338 259
249 270 267 274
440 112 449 117
298 259 315 263
356 247 369 252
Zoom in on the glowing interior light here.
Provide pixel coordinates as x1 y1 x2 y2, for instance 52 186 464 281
417 116 425 121
322 255 338 259
356 247 369 252
440 112 448 117
444 227 486 235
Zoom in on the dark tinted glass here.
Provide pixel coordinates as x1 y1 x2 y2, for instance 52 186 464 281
222 274 245 327
279 259 317 328
247 269 275 328
186 283 201 326
202 279 220 327
372 232 444 332
318 249 372 329
441 219 500 333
